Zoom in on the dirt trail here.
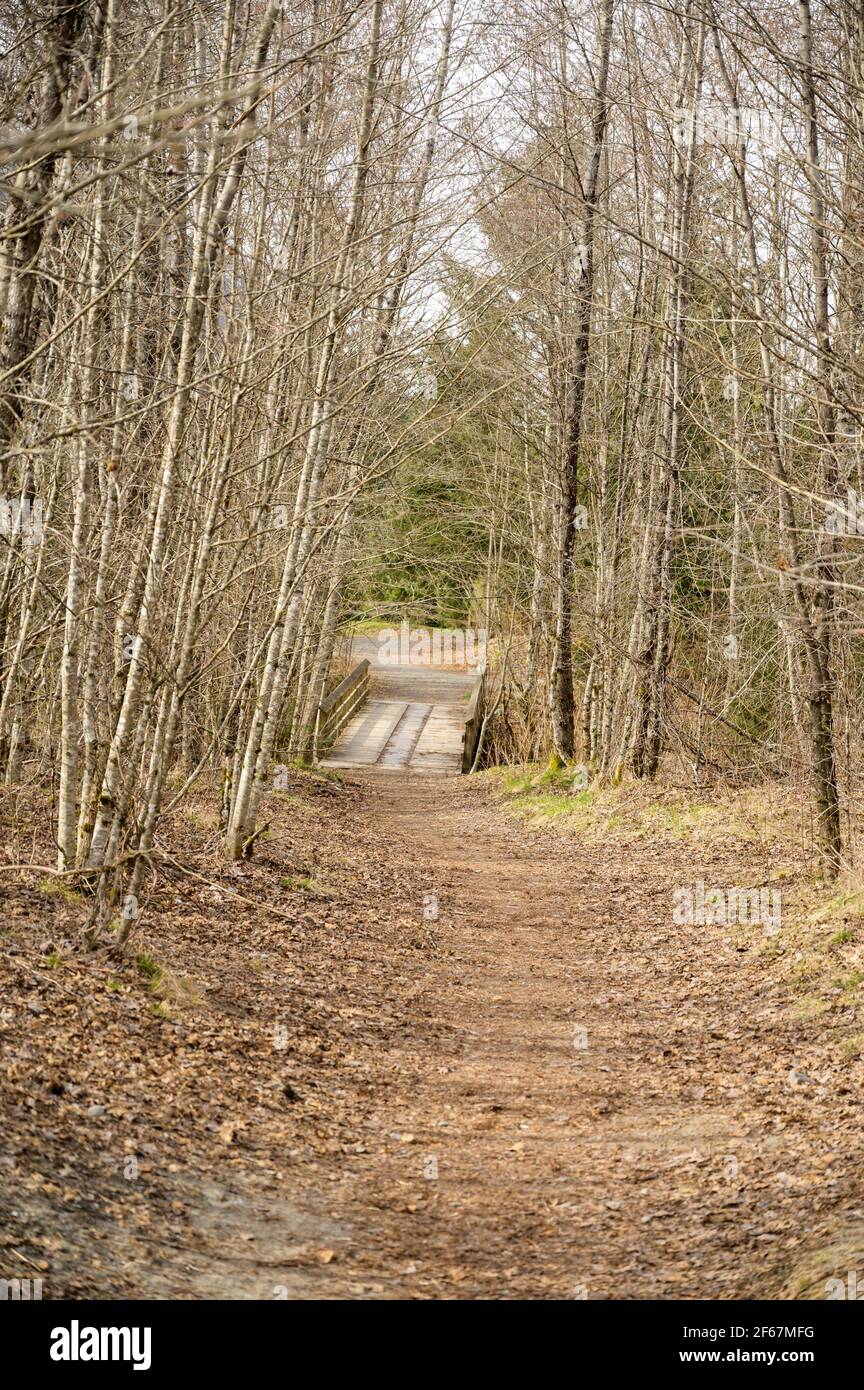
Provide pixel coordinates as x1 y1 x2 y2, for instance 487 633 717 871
3 770 862 1300
275 773 862 1299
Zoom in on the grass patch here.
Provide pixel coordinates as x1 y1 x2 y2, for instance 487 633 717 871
780 1224 864 1298
135 950 202 1012
280 874 328 895
277 760 345 788
150 967 203 1011
38 876 83 905
487 767 809 870
793 993 832 1022
272 791 308 808
345 618 386 634
490 765 864 1055
753 868 864 1043
807 883 864 930
489 766 722 840
136 952 160 981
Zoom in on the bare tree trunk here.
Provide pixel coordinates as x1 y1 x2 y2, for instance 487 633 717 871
632 0 704 779
549 0 615 761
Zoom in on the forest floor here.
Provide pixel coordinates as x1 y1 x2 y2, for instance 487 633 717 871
2 766 864 1299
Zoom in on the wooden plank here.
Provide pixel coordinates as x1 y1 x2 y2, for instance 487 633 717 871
410 706 466 775
320 700 407 768
377 702 432 768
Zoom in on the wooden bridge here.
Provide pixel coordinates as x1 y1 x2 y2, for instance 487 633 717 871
317 635 485 776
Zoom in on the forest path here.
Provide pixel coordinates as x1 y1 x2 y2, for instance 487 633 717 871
5 768 860 1301
272 773 858 1299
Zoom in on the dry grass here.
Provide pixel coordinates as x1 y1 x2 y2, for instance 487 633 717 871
490 766 864 1046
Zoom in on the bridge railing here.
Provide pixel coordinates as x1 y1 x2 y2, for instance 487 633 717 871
462 664 486 773
315 659 370 757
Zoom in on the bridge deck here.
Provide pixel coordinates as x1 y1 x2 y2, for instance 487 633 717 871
320 639 477 775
